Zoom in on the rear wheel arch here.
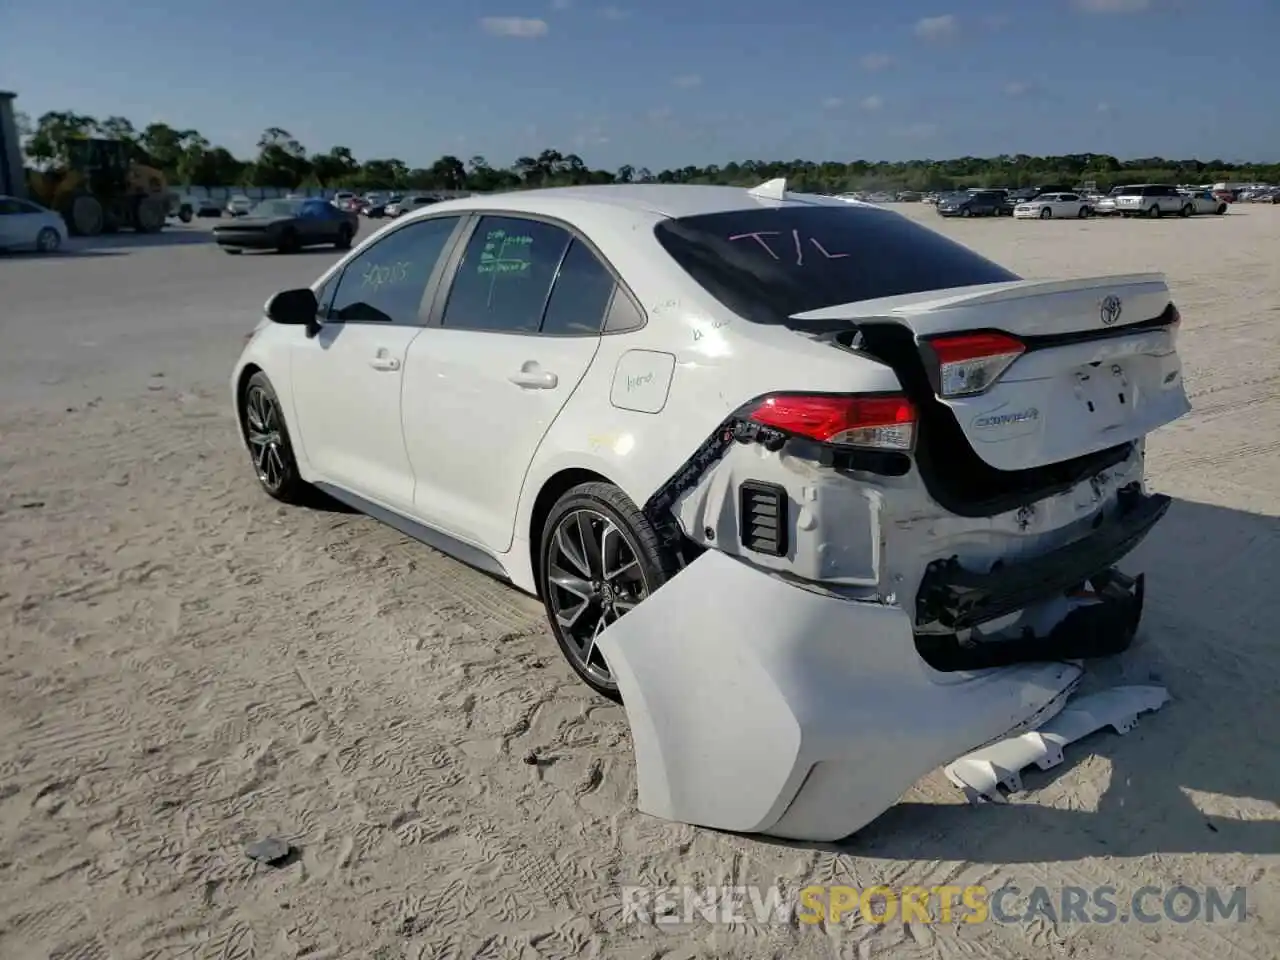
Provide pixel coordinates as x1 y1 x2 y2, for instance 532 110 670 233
528 467 614 598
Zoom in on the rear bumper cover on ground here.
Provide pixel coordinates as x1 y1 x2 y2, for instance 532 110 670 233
598 548 1101 842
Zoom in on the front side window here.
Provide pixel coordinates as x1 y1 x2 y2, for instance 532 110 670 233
654 203 1020 326
326 216 460 324
441 216 572 333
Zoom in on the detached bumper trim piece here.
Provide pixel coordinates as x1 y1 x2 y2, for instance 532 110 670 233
944 685 1171 803
917 491 1170 631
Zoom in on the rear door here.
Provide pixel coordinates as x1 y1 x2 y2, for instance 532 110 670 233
402 214 614 553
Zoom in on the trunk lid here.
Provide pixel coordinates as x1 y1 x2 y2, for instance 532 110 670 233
791 273 1191 471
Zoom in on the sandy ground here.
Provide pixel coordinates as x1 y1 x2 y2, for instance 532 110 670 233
1 206 1278 960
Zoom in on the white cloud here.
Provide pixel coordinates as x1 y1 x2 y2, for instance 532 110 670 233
914 14 958 40
860 53 894 71
1004 80 1032 96
823 97 844 109
672 74 702 88
479 16 549 37
860 94 884 111
1073 0 1151 11
600 5 629 19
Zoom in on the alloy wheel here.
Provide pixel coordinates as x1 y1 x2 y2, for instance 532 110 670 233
546 508 650 687
244 385 288 491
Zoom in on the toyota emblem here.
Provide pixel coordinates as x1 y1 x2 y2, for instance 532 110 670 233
1100 295 1122 325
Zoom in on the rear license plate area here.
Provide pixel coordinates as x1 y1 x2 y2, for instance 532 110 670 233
1073 362 1130 428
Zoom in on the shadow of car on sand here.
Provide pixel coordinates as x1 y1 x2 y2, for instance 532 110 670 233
747 496 1280 863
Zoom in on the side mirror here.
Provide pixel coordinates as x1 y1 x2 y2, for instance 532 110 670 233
265 288 321 336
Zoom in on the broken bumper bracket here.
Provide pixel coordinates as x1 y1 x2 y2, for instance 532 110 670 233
916 490 1170 632
916 569 1145 671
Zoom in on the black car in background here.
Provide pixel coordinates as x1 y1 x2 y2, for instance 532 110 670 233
213 198 359 254
936 189 1013 217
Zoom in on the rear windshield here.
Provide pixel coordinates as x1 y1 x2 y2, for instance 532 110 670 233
653 204 1019 325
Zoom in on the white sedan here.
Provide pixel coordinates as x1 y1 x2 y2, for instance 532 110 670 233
1181 190 1229 216
231 181 1189 839
0 195 68 252
1013 192 1094 219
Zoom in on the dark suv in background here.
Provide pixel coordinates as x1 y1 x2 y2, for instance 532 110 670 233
936 189 1014 217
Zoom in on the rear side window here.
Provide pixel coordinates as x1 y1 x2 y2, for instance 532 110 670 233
541 239 617 335
441 215 571 333
654 204 1019 326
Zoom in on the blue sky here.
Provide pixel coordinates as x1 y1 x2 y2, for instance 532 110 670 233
2 0 1275 171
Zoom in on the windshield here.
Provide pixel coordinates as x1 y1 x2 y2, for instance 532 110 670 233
250 199 304 217
653 203 1019 326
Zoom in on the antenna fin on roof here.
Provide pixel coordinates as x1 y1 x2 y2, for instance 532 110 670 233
748 177 788 200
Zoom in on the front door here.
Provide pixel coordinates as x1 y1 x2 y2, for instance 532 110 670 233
288 214 464 513
403 215 619 554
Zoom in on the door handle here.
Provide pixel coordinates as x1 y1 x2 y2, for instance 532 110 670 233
509 370 558 389
369 351 401 371
508 368 558 389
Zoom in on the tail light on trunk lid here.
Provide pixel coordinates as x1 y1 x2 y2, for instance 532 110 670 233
746 393 916 451
921 331 1025 397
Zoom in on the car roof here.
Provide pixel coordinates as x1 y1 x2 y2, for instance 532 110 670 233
403 182 867 224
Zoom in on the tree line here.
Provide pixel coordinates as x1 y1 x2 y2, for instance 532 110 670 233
18 109 1280 195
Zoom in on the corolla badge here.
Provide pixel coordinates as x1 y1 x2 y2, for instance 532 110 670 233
1100 294 1122 325
974 407 1040 429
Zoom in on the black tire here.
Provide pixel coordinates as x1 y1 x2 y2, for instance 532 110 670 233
1179 204 1193 218
1217 204 1228 215
960 208 971 218
1039 207 1051 220
277 228 300 253
1079 206 1091 219
134 195 167 233
240 371 309 504
178 206 193 223
335 225 353 250
222 247 242 255
35 227 61 253
538 481 681 701
1147 205 1161 219
69 194 104 236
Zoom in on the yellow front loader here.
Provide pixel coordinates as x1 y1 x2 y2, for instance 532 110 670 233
27 138 172 236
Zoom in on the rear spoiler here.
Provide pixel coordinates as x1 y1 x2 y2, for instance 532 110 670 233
789 273 1170 335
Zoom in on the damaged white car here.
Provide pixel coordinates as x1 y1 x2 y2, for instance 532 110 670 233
233 179 1190 841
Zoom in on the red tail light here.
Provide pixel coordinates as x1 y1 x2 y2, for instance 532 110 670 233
747 393 916 450
926 331 1025 397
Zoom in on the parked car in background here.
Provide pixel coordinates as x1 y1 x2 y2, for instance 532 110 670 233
0 194 68 252
1009 184 1073 203
1181 190 1229 216
937 190 1009 217
192 196 223 218
390 194 441 217
332 191 356 210
1013 192 1093 220
1111 184 1188 219
383 195 407 217
213 198 358 254
226 195 254 217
